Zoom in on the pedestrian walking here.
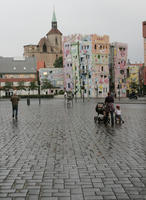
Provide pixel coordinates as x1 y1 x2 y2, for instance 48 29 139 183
10 91 20 120
104 92 115 126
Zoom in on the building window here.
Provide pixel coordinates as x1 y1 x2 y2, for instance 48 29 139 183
98 55 100 59
43 44 47 52
94 44 96 49
127 69 130 78
101 66 104 71
55 37 58 45
68 83 70 88
120 70 124 75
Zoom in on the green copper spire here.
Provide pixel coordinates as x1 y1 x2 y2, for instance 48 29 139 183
52 9 57 22
51 8 57 29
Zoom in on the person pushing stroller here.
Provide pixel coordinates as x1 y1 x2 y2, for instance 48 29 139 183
104 92 115 126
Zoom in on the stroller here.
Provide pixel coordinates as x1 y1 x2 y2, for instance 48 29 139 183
94 103 110 124
66 92 73 106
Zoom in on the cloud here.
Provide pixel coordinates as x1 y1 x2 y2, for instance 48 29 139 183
0 0 145 62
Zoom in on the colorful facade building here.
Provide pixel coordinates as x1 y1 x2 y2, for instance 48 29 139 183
39 68 64 94
109 42 128 97
126 63 141 94
63 34 110 98
79 35 92 98
91 35 110 97
63 35 78 93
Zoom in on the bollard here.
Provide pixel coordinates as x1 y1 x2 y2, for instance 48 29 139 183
27 97 30 106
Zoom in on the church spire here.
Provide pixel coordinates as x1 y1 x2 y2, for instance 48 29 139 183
52 8 57 29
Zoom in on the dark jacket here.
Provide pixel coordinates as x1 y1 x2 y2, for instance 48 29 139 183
105 95 115 112
105 95 114 104
11 95 20 106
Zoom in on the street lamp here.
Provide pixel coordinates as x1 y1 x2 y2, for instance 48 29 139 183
81 71 86 102
80 54 90 101
37 70 41 105
117 80 121 101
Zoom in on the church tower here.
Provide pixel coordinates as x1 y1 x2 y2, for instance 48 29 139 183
46 9 62 52
52 9 57 29
23 10 62 67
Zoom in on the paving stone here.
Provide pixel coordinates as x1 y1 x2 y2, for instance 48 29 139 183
0 99 146 200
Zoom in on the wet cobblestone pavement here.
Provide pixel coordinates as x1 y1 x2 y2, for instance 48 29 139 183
0 99 146 200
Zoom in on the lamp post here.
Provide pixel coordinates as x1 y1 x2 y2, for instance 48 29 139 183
80 53 90 101
81 71 86 102
117 80 121 101
37 70 41 105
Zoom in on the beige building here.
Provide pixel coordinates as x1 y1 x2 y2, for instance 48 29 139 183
23 10 62 67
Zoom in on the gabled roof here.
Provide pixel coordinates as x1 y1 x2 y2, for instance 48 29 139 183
46 29 62 36
38 37 50 46
0 57 37 74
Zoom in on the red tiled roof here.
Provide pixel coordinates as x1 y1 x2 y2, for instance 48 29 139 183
46 29 62 36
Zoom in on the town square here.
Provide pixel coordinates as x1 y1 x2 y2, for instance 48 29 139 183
0 0 146 199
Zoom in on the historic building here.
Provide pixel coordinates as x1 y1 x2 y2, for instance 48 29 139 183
23 10 62 67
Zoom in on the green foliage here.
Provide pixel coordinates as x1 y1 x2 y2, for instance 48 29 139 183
53 56 63 68
3 82 13 90
130 82 139 91
1 94 54 99
29 81 38 91
58 90 64 95
41 79 54 90
17 81 26 91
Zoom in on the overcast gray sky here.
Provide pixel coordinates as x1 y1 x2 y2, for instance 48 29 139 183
0 0 146 62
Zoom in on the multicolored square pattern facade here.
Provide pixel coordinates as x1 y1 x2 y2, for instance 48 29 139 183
63 34 110 97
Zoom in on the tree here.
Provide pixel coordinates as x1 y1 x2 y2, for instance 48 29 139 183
3 82 13 91
130 82 139 93
53 56 63 68
29 81 38 94
17 81 26 91
41 79 54 90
